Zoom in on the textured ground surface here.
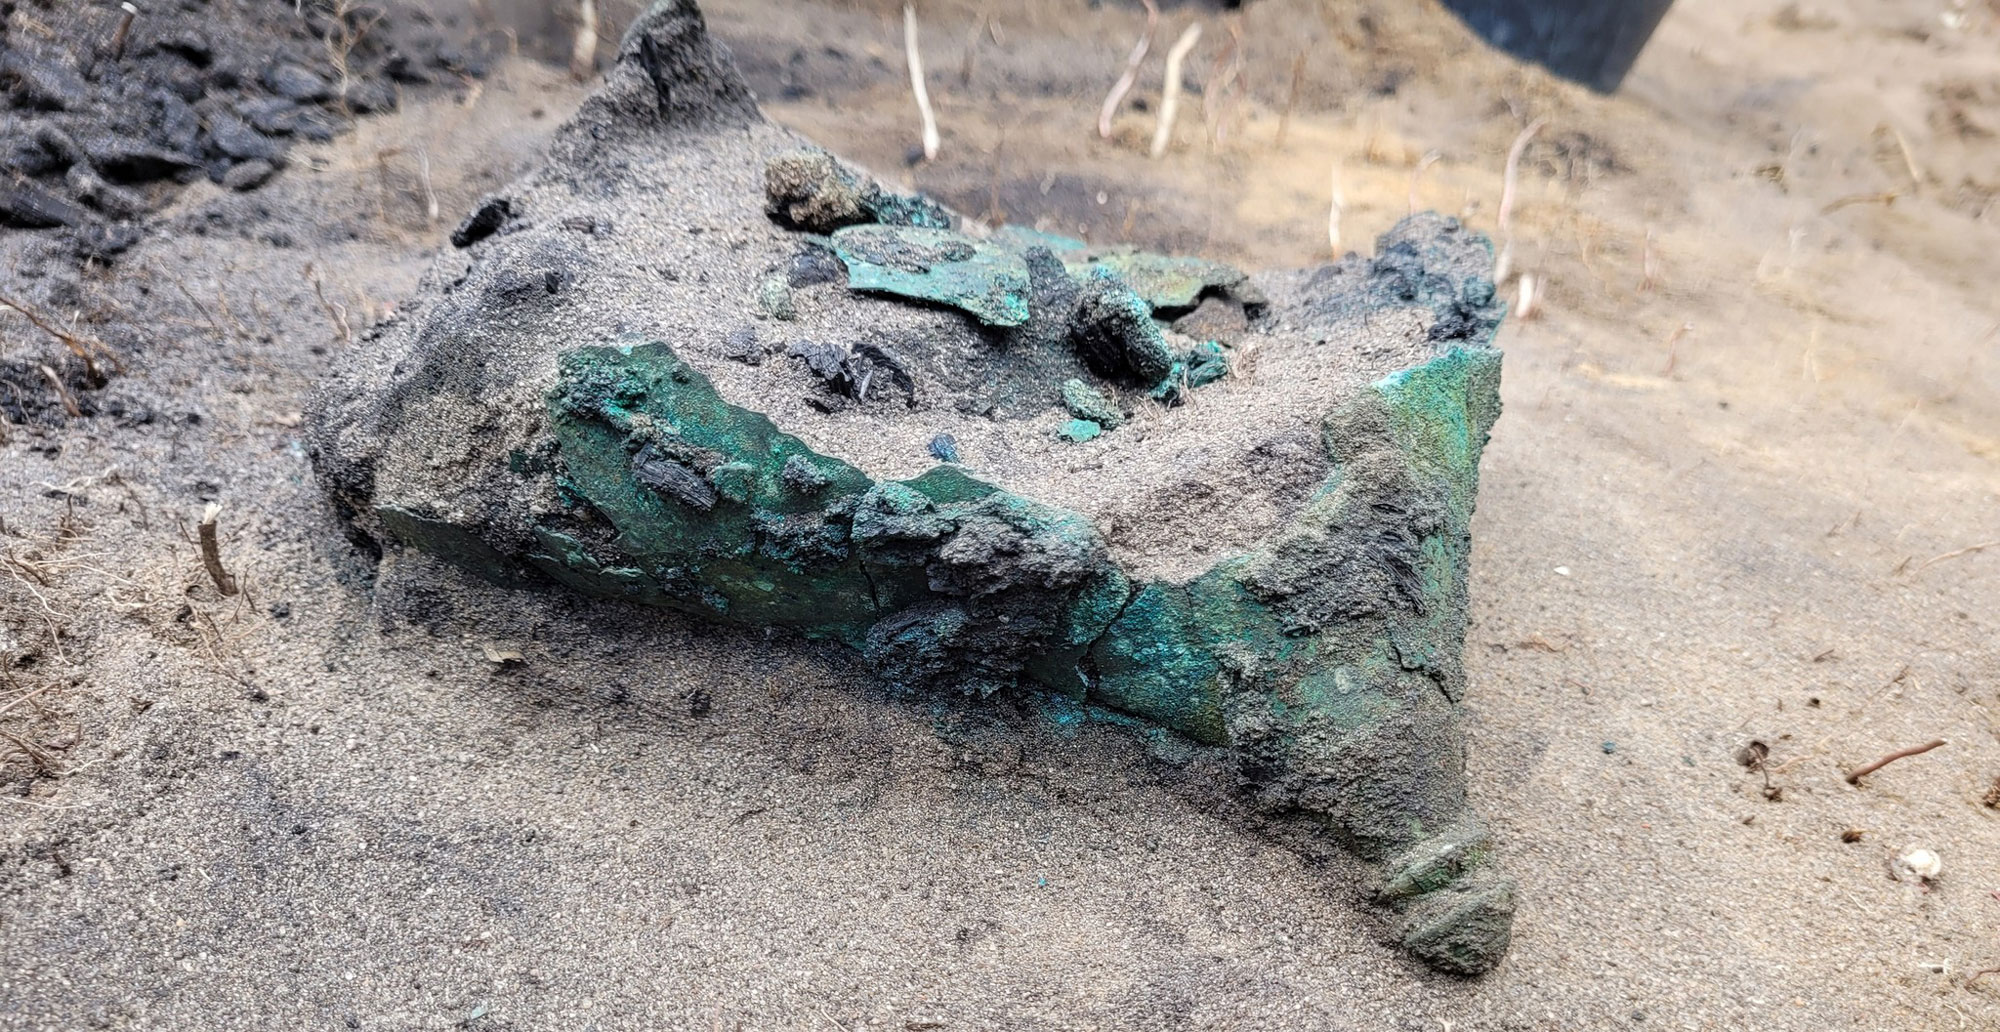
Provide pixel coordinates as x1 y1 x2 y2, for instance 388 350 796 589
3 0 1999 1029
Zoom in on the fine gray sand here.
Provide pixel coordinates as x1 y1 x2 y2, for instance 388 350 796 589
3 1 1998 1029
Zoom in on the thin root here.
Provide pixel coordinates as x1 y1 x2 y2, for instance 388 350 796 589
198 503 240 597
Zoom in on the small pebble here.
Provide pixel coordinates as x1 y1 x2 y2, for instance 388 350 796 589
1895 846 1941 882
756 276 796 320
928 434 960 463
1601 740 1617 755
1060 378 1123 429
1058 418 1102 443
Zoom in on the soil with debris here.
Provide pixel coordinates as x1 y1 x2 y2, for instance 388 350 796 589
0 0 509 266
4 0 1999 1029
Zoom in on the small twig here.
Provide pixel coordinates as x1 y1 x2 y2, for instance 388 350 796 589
1515 273 1540 321
1820 191 1901 215
198 503 240 597
0 292 104 380
415 146 439 229
165 273 226 339
0 682 60 720
1639 226 1659 292
213 283 248 339
904 4 940 162
1149 22 1202 160
1845 739 1946 785
1098 0 1158 139
308 266 352 344
1498 119 1545 237
0 728 64 775
1661 322 1693 375
569 0 598 81
1495 118 1546 285
37 365 81 418
1882 122 1923 192
1915 539 1999 572
109 2 139 61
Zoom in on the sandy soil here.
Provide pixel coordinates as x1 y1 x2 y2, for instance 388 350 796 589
3 0 1998 1029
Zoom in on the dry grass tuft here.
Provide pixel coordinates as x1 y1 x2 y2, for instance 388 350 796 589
0 292 114 383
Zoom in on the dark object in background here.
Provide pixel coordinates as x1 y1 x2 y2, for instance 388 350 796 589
1437 0 1674 92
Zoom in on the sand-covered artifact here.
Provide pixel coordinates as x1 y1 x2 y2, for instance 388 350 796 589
310 0 1515 975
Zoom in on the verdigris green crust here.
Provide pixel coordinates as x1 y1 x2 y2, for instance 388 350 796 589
504 326 1499 731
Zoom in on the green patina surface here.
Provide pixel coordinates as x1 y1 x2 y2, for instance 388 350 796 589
382 337 1499 746
517 343 1132 694
815 190 1256 416
431 336 1504 756
1071 265 1177 385
1059 378 1124 429
861 190 954 230
1373 345 1503 698
830 225 1031 327
1057 418 1102 443
1062 250 1259 312
1083 342 1503 753
987 226 1257 313
1184 340 1231 388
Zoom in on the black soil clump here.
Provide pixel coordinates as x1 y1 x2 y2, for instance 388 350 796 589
0 0 505 262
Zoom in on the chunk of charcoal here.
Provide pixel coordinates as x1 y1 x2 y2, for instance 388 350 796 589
786 245 846 288
81 137 199 184
0 52 89 111
66 165 151 219
205 112 287 163
241 98 304 135
153 93 202 153
263 63 332 103
723 326 762 364
451 196 513 248
0 181 91 229
631 444 717 511
222 159 277 192
786 337 852 387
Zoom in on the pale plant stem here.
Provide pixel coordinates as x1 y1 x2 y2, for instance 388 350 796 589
905 5 940 161
1098 0 1158 139
1149 23 1202 159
